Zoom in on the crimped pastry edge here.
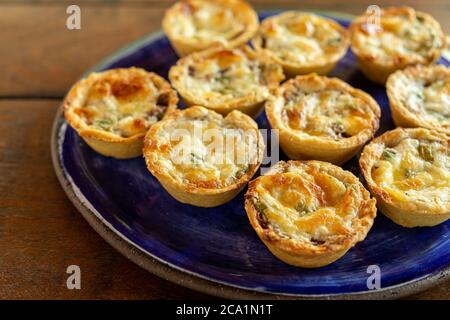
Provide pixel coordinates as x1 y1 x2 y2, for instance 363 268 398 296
265 73 381 165
245 160 377 267
349 7 447 85
251 11 350 78
386 64 450 135
169 45 284 117
162 0 259 57
64 67 178 159
359 127 450 227
143 106 265 207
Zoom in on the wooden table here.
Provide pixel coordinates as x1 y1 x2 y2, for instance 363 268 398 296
0 0 448 300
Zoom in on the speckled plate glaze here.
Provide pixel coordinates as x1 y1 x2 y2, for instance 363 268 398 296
51 11 450 299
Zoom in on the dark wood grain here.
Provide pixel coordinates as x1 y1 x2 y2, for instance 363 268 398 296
0 0 449 300
0 6 166 98
0 99 210 299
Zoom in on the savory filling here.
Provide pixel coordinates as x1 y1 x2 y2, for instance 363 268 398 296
73 73 171 138
372 138 449 205
396 75 450 124
353 10 444 62
281 88 375 139
170 0 248 43
148 114 259 188
181 49 282 104
250 164 366 244
258 13 345 64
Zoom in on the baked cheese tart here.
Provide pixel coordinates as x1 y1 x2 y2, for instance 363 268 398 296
360 128 450 227
387 65 450 135
169 46 284 117
143 106 265 207
64 68 178 159
251 11 350 77
350 7 447 85
162 0 259 57
266 74 381 165
245 160 377 268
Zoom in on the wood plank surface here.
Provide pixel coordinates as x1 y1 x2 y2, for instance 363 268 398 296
0 0 449 300
0 6 166 98
0 99 210 299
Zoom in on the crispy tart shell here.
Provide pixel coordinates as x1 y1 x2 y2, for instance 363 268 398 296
64 68 178 159
245 160 377 268
359 128 450 227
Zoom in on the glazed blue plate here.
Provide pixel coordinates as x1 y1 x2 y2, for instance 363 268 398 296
52 11 450 299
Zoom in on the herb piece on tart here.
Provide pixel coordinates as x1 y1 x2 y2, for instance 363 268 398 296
64 67 178 159
245 160 377 268
350 6 447 84
266 74 381 165
360 127 450 227
144 106 265 207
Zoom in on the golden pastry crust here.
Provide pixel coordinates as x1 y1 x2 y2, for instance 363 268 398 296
387 65 450 135
251 11 350 78
350 7 447 85
360 128 450 227
245 160 377 268
162 0 259 57
143 106 265 207
169 45 284 117
266 74 381 165
64 68 178 159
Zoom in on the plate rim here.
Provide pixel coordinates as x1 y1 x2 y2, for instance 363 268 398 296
51 10 450 299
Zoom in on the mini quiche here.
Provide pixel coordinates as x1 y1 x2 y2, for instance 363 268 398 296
266 74 381 165
169 46 284 117
64 68 178 159
251 11 350 77
162 0 259 57
387 65 450 135
245 160 377 268
143 106 265 207
350 7 447 85
360 128 450 227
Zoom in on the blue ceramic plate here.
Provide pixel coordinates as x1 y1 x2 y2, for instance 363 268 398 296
52 11 450 299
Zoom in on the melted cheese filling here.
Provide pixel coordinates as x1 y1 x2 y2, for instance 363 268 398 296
74 74 169 138
252 166 364 243
183 50 275 104
354 13 443 61
171 1 246 43
396 75 450 124
150 116 259 188
281 89 375 139
260 14 344 64
372 138 449 206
